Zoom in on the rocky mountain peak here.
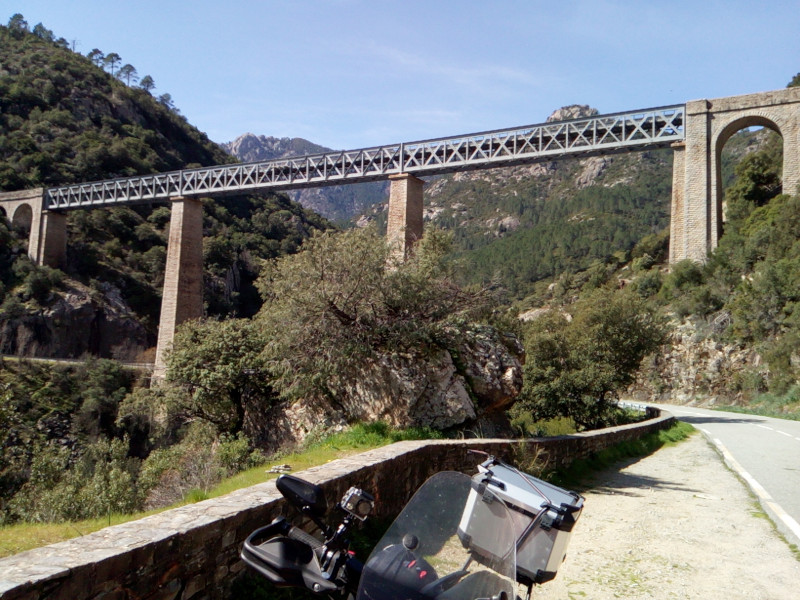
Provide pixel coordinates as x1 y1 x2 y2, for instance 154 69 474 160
546 104 599 122
221 133 387 222
221 134 328 163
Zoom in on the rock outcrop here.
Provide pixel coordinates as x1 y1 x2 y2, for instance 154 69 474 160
628 315 765 406
0 281 150 361
260 326 525 452
546 104 598 122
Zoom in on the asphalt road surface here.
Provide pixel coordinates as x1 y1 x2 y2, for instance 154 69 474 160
654 403 800 547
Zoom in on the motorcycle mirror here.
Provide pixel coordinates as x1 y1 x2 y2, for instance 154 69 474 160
276 474 327 517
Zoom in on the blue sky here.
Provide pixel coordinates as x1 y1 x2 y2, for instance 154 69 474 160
9 0 800 149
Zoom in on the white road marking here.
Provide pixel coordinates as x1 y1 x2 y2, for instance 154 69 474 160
710 437 800 543
757 424 774 431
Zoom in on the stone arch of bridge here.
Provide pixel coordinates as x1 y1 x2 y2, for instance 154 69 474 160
714 114 784 233
10 202 33 236
673 88 800 264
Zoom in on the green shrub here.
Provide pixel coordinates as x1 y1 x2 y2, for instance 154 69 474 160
659 259 704 298
22 265 63 304
511 413 577 437
217 433 265 476
518 289 667 430
137 424 265 509
731 368 768 396
0 294 25 318
633 268 662 298
5 438 141 523
631 253 655 273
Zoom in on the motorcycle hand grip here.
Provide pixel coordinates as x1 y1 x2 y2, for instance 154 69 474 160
288 525 324 549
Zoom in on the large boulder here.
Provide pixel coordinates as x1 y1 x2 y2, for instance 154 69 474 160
260 326 524 452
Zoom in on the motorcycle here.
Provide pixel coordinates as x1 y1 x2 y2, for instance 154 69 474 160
241 455 583 600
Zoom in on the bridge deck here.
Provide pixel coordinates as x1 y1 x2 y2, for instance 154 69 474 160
43 104 685 210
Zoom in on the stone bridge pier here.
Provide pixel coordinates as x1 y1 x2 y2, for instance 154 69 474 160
152 197 204 378
670 87 800 263
0 189 202 375
387 173 424 261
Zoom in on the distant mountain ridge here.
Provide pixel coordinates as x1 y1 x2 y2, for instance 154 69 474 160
221 133 388 223
221 134 328 162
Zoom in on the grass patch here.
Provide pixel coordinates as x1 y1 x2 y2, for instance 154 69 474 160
544 421 695 489
716 384 800 421
0 422 440 558
748 502 800 562
0 510 168 558
208 422 441 499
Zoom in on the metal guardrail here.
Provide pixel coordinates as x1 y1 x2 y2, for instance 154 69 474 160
43 104 685 210
618 400 651 413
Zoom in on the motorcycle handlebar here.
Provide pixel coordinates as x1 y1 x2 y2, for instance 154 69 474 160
288 525 323 549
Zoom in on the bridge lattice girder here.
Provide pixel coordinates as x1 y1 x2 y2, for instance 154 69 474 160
44 105 685 210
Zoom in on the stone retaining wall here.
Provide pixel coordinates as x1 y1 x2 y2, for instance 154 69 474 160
0 409 673 600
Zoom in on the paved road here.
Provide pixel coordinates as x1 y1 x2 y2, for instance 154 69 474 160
654 403 800 547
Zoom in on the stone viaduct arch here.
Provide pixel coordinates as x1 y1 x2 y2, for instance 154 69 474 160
669 87 800 263
0 188 67 268
11 203 33 232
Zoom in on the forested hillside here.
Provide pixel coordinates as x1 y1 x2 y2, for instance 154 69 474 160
0 18 330 357
350 106 672 299
0 17 226 188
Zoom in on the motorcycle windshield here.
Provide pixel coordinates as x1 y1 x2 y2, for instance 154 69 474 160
357 471 516 600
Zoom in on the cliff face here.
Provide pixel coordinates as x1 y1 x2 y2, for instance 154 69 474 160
0 282 150 361
629 316 765 407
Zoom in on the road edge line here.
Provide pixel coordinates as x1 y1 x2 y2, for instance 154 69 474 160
706 434 800 549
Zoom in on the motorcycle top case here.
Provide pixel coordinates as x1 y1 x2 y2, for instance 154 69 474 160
457 458 584 585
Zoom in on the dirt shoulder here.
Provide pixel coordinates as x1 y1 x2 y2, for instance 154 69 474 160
531 433 799 599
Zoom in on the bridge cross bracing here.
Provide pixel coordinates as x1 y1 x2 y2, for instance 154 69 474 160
43 104 685 210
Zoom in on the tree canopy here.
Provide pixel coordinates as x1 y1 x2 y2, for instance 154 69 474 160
165 318 272 434
255 227 493 400
516 288 667 430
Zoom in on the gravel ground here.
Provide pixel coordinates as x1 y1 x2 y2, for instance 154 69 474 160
529 433 800 599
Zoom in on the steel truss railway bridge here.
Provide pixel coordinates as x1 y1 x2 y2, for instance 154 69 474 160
3 87 800 373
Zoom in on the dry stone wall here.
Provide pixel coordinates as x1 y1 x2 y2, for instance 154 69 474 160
0 409 673 600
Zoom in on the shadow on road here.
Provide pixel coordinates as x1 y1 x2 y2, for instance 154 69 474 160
586 470 702 497
576 456 703 498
